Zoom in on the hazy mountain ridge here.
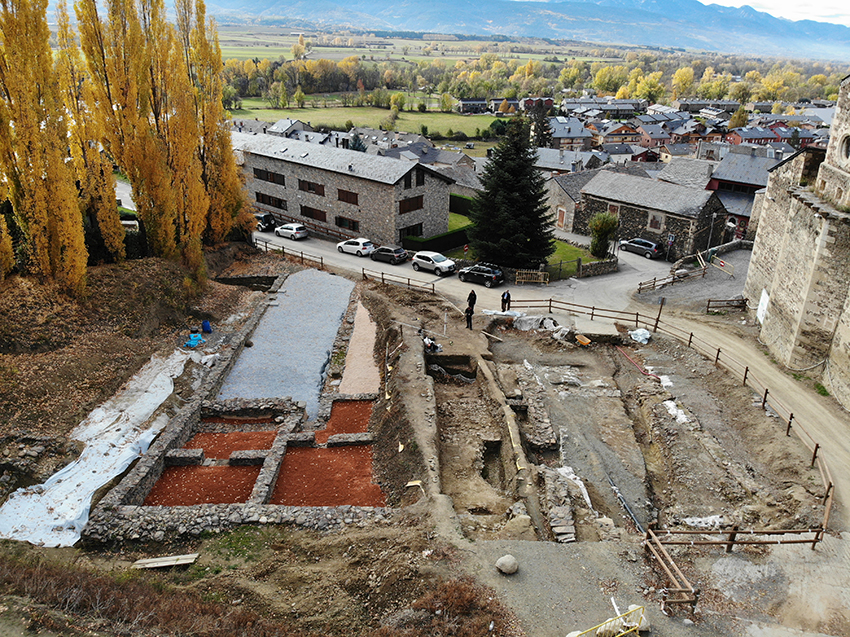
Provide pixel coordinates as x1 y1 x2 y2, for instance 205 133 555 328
204 0 850 60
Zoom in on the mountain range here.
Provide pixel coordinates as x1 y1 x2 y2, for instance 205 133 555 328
204 0 850 60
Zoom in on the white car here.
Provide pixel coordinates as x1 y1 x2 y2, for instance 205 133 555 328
336 237 375 257
275 223 309 240
411 251 456 276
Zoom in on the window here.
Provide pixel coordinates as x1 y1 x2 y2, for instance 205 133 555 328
298 179 325 196
256 192 287 210
300 205 327 222
403 173 412 189
335 216 360 232
399 195 424 214
253 168 285 186
338 189 359 205
416 169 425 187
648 212 664 231
399 223 423 241
608 203 620 216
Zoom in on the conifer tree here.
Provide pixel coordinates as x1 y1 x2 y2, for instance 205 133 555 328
530 103 553 148
0 0 88 293
468 118 554 269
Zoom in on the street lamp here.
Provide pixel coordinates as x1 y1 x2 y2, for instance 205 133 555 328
707 211 717 251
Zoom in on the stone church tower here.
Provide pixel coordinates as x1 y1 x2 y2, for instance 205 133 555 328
743 74 850 404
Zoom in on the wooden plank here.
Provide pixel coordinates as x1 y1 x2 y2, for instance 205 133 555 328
132 553 199 569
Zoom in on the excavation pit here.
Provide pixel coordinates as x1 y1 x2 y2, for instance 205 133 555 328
315 400 372 445
143 465 262 506
185 432 276 459
269 446 385 507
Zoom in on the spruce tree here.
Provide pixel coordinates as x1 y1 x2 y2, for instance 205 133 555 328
468 118 554 269
531 103 553 148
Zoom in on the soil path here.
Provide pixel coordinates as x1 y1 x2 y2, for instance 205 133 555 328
338 301 380 394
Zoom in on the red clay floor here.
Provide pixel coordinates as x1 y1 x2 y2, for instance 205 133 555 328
269 446 385 507
314 400 373 445
143 465 261 506
184 431 276 459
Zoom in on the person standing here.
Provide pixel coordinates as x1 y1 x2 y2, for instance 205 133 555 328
501 289 511 312
467 289 477 310
465 305 474 329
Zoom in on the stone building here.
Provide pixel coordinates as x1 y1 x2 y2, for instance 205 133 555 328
232 132 453 246
576 171 727 259
743 74 850 403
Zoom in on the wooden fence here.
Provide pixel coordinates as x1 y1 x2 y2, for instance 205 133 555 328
706 298 747 313
253 237 324 268
361 268 435 294
637 266 707 293
644 529 699 613
515 269 550 285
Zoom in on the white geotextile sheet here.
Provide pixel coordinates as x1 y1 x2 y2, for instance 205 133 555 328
0 349 193 547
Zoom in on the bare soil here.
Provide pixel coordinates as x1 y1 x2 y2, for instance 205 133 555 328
0 249 842 637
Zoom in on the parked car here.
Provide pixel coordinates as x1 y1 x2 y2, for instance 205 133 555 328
370 245 409 265
458 263 505 287
336 238 375 257
411 251 456 276
254 213 276 232
275 223 309 240
619 237 662 259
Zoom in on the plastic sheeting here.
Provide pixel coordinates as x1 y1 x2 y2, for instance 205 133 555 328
0 350 193 547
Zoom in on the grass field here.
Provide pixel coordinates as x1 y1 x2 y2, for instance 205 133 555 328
229 103 503 138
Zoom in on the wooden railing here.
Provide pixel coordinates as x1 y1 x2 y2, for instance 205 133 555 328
644 529 699 613
706 297 747 313
637 266 707 293
361 268 435 293
253 237 324 268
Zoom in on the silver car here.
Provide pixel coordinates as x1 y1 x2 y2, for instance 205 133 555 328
275 223 309 240
336 238 375 256
411 251 456 276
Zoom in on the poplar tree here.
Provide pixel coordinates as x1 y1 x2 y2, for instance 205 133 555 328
56 0 126 263
468 118 554 269
0 0 87 293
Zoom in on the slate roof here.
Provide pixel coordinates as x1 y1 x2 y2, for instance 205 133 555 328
550 116 593 139
717 191 755 218
231 132 453 185
601 143 634 155
534 148 604 171
656 158 717 188
711 152 780 187
639 124 670 140
433 165 482 191
660 144 692 156
730 127 775 140
380 141 468 167
552 164 650 203
582 171 714 218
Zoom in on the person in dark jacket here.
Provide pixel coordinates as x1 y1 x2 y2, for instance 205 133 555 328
501 290 511 312
467 289 477 310
465 305 474 329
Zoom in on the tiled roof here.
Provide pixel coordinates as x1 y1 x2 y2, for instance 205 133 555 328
582 171 714 217
552 164 650 202
232 132 453 185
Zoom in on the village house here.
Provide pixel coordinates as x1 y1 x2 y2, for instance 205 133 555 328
575 171 727 259
231 132 453 246
658 143 693 162
727 127 777 145
456 98 488 114
637 124 671 148
591 121 641 146
742 75 850 403
673 99 740 113
534 147 605 177
489 97 519 112
521 97 555 111
549 116 594 150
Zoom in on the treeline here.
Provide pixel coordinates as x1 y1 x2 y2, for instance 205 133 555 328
0 0 247 294
222 46 849 112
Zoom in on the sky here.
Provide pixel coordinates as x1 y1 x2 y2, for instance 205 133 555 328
701 0 850 28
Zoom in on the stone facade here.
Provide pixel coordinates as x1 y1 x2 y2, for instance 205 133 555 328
234 133 452 246
576 191 725 261
743 74 850 405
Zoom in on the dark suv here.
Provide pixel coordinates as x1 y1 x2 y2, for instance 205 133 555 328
619 237 662 259
254 213 276 232
370 245 409 265
457 263 505 287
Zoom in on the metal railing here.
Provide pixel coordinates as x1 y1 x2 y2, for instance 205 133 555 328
569 605 646 636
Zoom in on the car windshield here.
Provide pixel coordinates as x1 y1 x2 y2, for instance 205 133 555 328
363 242 373 247
432 254 447 263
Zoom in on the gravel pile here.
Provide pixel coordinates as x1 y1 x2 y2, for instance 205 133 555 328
217 270 355 418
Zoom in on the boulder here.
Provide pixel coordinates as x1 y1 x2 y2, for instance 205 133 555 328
495 554 518 575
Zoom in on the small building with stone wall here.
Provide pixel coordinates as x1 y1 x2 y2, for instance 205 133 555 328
743 74 850 405
232 132 453 246
575 171 727 260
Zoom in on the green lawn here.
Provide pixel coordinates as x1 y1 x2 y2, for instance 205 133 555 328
446 239 597 280
449 213 472 232
228 104 502 138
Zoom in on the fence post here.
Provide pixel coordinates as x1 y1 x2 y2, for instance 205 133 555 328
714 348 721 367
576 257 582 277
761 387 769 409
785 413 794 436
725 525 739 553
687 332 693 348
811 443 819 468
635 312 639 328
591 306 595 320
548 298 553 313
742 366 749 386
706 300 711 313
654 297 665 332
823 482 833 504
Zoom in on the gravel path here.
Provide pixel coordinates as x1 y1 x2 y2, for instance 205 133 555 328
338 301 380 395
217 269 354 417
